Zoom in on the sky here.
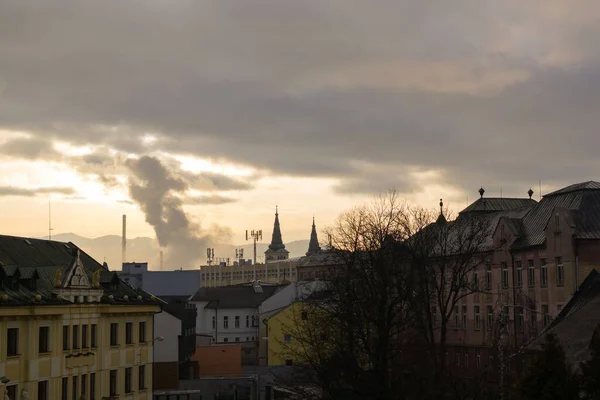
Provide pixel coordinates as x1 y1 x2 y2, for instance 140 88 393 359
1 1 600 266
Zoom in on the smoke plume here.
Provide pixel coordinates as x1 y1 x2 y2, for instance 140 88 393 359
126 155 229 268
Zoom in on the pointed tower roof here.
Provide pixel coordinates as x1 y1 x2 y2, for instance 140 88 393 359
306 217 321 256
268 206 286 251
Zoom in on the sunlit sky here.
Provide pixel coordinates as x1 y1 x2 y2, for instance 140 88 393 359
2 0 600 263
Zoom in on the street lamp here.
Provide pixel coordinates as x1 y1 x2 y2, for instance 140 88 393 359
136 337 164 364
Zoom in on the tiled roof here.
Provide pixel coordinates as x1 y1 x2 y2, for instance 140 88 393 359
529 270 600 365
460 198 537 214
0 235 160 307
190 284 286 309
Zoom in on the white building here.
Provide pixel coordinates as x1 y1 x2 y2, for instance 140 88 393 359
190 283 287 344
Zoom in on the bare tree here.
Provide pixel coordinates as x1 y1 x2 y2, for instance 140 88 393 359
401 206 495 398
273 191 420 400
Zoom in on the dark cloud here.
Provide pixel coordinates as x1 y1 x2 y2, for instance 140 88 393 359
0 186 75 197
125 155 231 267
1 0 600 196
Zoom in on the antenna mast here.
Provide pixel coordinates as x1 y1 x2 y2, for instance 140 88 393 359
246 229 262 266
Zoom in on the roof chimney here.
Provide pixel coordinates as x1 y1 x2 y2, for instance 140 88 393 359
122 215 127 265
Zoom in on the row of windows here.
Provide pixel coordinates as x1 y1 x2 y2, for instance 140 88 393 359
212 315 259 329
4 321 147 357
480 257 564 290
447 303 562 331
110 321 147 346
5 368 145 400
220 336 256 343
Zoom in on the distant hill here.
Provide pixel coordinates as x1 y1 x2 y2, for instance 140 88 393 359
45 233 311 271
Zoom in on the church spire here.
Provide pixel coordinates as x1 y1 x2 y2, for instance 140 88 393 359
306 217 321 256
268 206 286 251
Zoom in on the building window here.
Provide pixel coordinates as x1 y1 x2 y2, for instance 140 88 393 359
235 337 240 342
235 316 240 328
139 365 146 390
464 353 469 368
126 322 133 344
556 257 564 286
516 307 524 332
285 359 293 366
6 386 17 400
530 308 537 329
252 315 259 327
73 325 80 349
462 305 467 329
284 334 292 344
473 269 479 290
487 306 493 330
455 353 460 367
541 259 548 287
542 304 550 328
474 305 481 330
82 325 88 348
125 367 133 393
476 349 481 369
110 323 119 346
557 304 563 315
63 325 70 351
62 378 68 400
91 324 97 348
90 373 96 400
301 311 308 321
212 316 216 329
39 326 50 354
81 374 87 396
454 306 459 329
501 262 508 288
110 370 118 396
223 338 229 343
515 261 522 288
485 262 492 290
139 321 146 343
246 315 249 328
38 381 49 400
224 316 229 329
528 260 535 287
7 327 18 356
73 375 78 400
502 306 509 324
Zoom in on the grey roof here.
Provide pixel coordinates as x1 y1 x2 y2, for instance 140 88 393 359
306 218 321 256
513 182 600 248
268 207 286 252
529 270 600 365
460 197 537 214
0 235 159 307
190 284 287 309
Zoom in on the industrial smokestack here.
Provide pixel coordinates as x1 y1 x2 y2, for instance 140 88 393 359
122 214 127 265
160 250 164 270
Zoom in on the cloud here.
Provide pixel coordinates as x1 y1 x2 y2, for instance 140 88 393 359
184 194 237 205
1 0 600 197
0 186 75 197
0 136 60 160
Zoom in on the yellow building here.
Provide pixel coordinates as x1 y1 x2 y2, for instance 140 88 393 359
0 235 161 400
200 259 300 288
266 302 309 367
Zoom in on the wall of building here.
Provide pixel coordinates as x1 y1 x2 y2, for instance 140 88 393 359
200 260 299 288
194 345 242 377
0 304 157 400
267 302 311 367
195 307 260 343
118 265 201 297
154 311 180 363
152 361 180 390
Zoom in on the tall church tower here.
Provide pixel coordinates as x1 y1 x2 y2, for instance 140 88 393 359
264 206 290 262
306 217 321 256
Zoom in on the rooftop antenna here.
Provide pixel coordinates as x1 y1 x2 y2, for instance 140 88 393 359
206 247 215 266
246 229 262 266
48 196 53 240
122 214 127 265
